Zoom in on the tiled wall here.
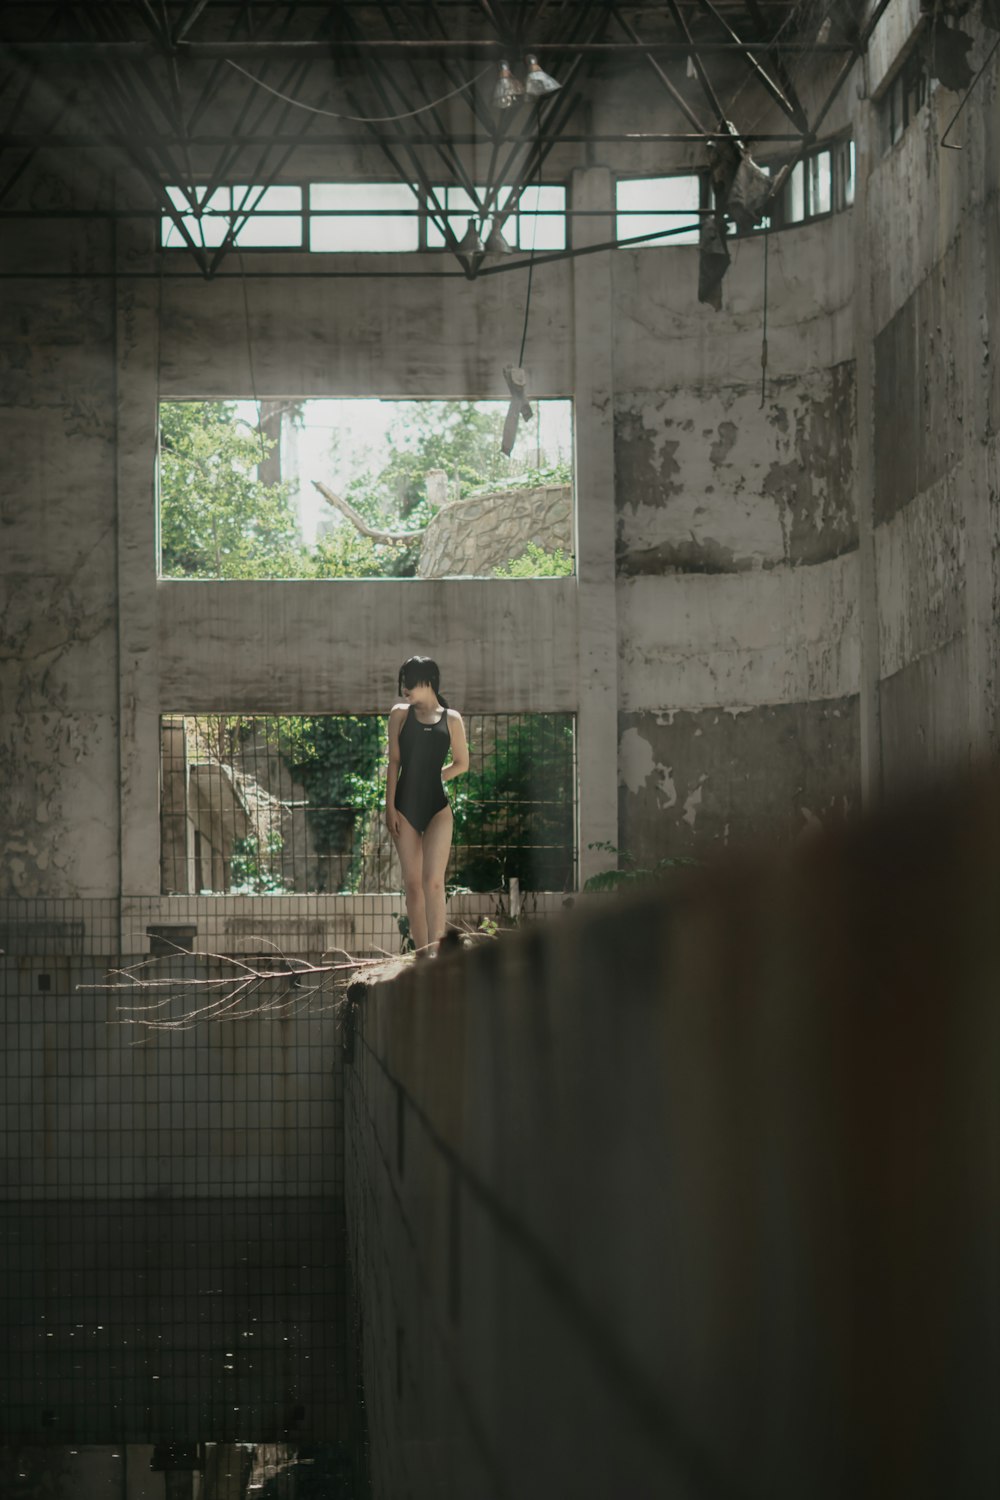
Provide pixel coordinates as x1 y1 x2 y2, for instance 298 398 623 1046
0 951 351 1446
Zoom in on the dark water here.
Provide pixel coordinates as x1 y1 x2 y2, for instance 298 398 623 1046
0 1200 366 1498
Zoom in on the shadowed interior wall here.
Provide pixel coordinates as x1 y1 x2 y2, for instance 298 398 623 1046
345 773 1000 1500
867 49 1000 784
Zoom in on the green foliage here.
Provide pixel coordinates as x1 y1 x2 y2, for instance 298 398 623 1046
281 716 387 891
475 460 572 494
161 399 574 582
308 528 395 579
160 401 307 578
494 542 575 578
450 716 575 892
366 401 513 514
229 832 288 894
583 841 700 892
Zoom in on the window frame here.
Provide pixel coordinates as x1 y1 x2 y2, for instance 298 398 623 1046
159 179 569 254
613 169 708 248
879 46 929 153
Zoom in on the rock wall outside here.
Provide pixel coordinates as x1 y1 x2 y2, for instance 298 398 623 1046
417 484 572 577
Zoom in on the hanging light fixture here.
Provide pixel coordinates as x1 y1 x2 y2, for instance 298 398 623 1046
523 54 561 96
493 59 525 108
485 220 514 254
457 217 486 275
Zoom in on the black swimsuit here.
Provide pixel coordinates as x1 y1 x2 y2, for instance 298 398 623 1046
394 705 451 834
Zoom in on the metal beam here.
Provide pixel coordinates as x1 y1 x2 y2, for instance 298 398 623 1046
172 0 212 45
1 131 809 147
609 2 711 137
693 0 804 131
0 39 860 60
742 0 809 133
763 0 893 212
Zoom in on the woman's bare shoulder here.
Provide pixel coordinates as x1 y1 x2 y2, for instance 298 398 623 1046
389 701 409 716
445 707 464 721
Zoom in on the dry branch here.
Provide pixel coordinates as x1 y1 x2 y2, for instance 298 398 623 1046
312 480 424 545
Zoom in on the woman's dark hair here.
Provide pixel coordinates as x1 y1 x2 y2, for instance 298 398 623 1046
398 656 448 709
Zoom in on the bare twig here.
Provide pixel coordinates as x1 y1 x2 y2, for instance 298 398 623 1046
312 479 425 544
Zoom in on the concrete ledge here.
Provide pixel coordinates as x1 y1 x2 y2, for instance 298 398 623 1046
347 769 1000 1498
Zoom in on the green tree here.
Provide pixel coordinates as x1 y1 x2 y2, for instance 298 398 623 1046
363 401 511 518
280 715 387 891
494 543 574 578
309 527 397 579
229 832 288 894
450 715 575 892
160 401 307 578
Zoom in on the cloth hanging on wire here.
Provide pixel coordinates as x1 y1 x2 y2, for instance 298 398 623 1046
501 365 533 455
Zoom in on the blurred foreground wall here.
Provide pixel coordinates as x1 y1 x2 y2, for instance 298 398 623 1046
345 773 1000 1499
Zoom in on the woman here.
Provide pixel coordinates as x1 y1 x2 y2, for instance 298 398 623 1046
385 656 469 954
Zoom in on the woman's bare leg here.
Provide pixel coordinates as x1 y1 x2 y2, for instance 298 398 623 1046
393 816 427 951
420 805 453 945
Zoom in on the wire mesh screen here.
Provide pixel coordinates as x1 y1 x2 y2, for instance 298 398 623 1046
160 714 577 897
0 949 360 1483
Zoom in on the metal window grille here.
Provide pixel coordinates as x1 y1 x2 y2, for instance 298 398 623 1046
159 181 568 252
160 713 577 897
0 942 355 1464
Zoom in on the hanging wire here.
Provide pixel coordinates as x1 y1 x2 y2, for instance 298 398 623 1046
941 34 1000 148
226 59 492 123
760 228 770 407
517 109 544 369
237 246 267 464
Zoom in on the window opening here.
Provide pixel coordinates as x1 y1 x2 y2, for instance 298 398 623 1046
309 182 420 252
161 185 303 249
615 174 703 246
160 714 577 895
808 150 832 217
159 182 567 253
880 50 929 151
766 137 853 227
423 183 566 252
157 398 574 580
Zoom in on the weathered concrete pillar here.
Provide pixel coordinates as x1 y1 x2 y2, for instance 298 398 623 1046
957 60 1000 763
571 167 619 886
115 213 163 927
852 93 884 806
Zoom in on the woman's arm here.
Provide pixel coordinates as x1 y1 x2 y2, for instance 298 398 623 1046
385 705 405 835
442 710 470 783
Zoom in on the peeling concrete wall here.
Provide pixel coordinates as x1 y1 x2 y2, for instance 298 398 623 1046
616 367 857 576
6 38 1000 900
867 40 1000 785
0 238 120 898
618 700 859 860
612 215 861 858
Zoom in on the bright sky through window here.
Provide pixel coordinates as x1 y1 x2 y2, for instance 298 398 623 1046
615 175 701 247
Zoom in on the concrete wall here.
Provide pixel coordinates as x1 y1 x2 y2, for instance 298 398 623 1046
864 19 1000 784
0 222 120 899
345 771 1000 1499
613 212 860 857
3 12 999 912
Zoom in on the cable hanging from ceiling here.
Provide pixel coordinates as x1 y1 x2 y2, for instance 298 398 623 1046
225 59 492 122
